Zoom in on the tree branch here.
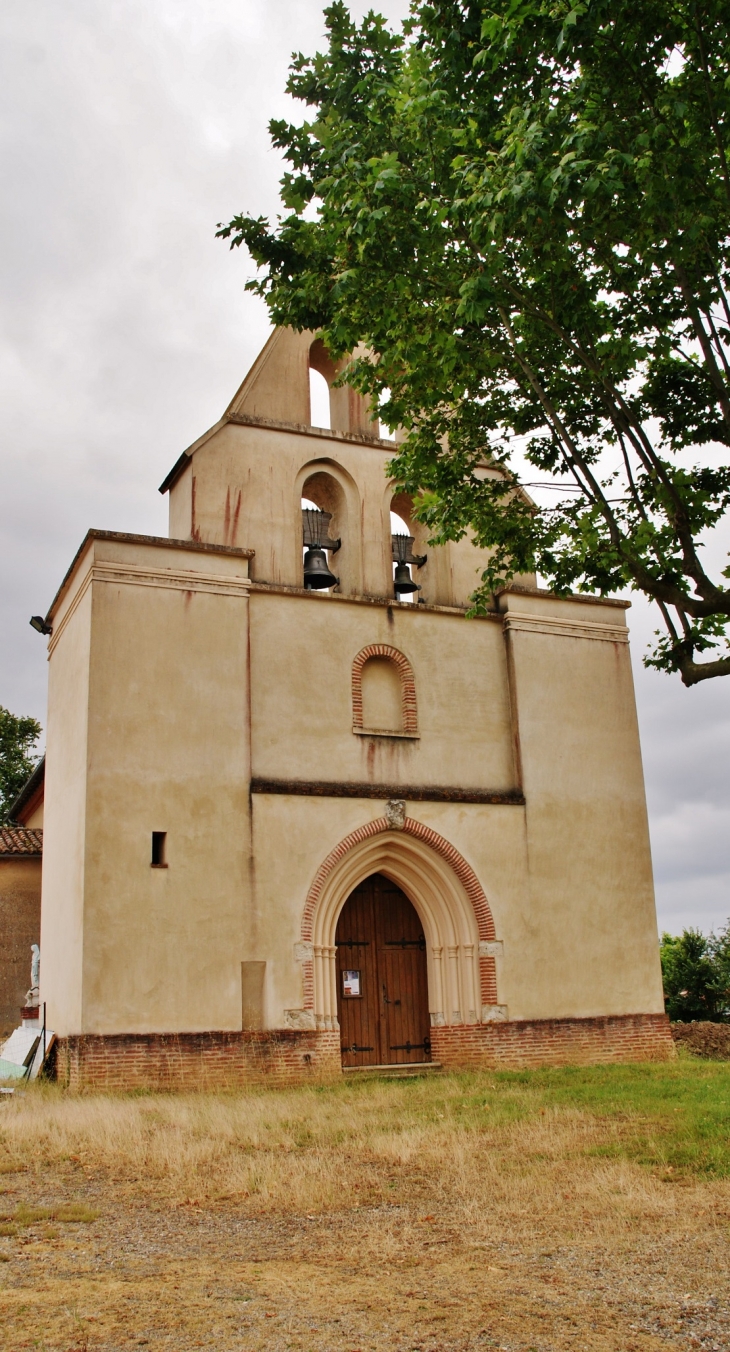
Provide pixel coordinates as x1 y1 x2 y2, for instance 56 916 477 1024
495 280 722 602
704 307 730 382
677 653 730 686
674 263 730 430
497 308 730 618
692 9 730 214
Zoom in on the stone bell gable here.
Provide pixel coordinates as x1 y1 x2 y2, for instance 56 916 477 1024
36 327 672 1088
161 325 505 608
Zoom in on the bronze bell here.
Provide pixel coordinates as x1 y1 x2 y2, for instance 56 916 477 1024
393 560 420 597
303 545 339 590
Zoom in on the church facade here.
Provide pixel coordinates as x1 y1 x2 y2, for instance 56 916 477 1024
37 327 672 1087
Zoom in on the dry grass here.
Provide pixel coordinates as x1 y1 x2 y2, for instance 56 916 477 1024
0 1066 729 1350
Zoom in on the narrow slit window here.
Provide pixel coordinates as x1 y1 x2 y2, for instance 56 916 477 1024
151 832 167 867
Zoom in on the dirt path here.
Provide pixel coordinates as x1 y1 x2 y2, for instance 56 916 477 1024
2 1171 728 1351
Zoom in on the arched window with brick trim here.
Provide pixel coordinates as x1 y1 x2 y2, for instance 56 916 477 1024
352 644 418 738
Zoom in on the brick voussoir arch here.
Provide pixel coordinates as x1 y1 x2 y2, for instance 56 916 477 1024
301 816 498 1011
302 816 390 944
404 818 496 943
352 643 418 734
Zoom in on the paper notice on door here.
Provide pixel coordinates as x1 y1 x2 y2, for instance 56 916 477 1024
342 970 361 997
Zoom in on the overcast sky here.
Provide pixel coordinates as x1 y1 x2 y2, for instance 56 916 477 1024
1 0 728 936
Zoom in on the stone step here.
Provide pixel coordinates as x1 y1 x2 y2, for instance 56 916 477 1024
343 1061 442 1079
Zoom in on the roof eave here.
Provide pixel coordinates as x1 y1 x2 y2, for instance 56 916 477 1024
7 755 45 824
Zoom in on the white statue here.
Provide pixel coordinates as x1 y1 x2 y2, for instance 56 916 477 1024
30 944 40 993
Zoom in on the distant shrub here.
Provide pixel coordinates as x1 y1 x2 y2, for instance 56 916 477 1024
661 924 730 1023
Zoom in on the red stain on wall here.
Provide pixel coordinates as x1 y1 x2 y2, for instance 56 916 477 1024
191 476 201 542
222 487 242 545
231 489 242 545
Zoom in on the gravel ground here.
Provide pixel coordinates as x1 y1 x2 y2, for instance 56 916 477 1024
1 1169 729 1352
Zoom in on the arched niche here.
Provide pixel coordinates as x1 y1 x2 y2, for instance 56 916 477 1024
361 658 403 733
296 459 362 597
309 338 380 438
351 644 418 737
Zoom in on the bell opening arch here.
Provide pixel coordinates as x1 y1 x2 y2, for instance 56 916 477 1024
300 816 501 1034
295 458 362 596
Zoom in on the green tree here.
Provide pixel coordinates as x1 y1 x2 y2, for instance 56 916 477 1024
709 919 730 1011
220 0 730 684
660 928 730 1021
0 706 41 822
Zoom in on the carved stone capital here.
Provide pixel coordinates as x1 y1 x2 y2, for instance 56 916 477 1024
283 1008 317 1031
479 940 503 957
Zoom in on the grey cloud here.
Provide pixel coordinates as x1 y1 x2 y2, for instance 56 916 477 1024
629 597 730 931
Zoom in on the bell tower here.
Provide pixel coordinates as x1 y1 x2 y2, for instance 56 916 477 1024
37 324 670 1087
161 326 504 608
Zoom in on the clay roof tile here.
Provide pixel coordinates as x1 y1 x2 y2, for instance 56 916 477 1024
0 826 43 857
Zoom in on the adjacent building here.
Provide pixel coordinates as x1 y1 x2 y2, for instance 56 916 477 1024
0 758 44 1036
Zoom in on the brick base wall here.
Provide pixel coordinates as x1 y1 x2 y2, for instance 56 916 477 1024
54 1029 342 1091
52 1014 674 1089
430 1013 674 1069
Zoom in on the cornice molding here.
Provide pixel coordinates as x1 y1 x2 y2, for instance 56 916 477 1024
47 529 253 624
89 558 251 598
503 611 629 644
225 410 395 448
49 559 250 654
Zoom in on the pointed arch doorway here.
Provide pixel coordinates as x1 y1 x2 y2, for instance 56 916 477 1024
336 873 431 1067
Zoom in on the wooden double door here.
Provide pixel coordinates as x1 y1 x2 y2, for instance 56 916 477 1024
336 873 431 1068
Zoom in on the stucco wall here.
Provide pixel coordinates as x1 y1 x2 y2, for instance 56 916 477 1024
247 777 660 1029
39 539 663 1037
40 568 92 1034
81 569 251 1034
498 590 664 1018
41 535 253 1036
248 589 517 793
